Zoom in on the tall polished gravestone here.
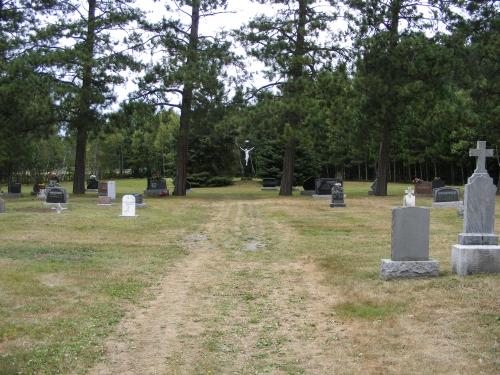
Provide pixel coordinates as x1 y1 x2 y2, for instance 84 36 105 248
452 141 500 275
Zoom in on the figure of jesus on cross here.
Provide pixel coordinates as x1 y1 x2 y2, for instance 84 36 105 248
240 145 254 167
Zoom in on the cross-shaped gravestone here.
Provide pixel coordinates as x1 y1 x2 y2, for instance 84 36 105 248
470 141 494 174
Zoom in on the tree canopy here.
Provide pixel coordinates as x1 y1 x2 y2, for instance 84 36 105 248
1 0 498 191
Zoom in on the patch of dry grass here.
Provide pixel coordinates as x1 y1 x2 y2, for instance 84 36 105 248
0 179 499 374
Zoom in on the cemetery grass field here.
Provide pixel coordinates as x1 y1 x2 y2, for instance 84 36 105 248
0 180 499 374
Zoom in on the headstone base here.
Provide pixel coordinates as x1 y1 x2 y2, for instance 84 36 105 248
459 233 498 245
144 189 169 197
451 245 500 276
432 201 463 208
312 194 330 199
261 187 278 191
380 259 439 280
301 190 314 196
2 193 22 198
330 202 346 208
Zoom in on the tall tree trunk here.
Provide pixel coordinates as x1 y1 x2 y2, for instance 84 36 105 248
279 139 296 196
374 0 400 196
375 126 390 195
73 129 87 193
279 0 307 196
174 1 199 196
73 0 96 194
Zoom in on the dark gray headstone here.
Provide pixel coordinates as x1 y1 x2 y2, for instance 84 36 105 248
46 187 67 204
315 178 343 195
433 187 460 203
431 178 445 190
133 193 144 204
302 177 316 191
145 178 169 196
87 178 99 190
391 207 430 261
330 183 345 208
262 178 278 188
147 178 167 190
8 183 21 194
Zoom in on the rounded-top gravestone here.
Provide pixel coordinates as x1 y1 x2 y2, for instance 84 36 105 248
121 195 136 217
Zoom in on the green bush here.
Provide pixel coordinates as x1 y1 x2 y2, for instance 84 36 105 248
188 172 233 187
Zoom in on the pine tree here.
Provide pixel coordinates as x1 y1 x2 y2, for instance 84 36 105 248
135 0 232 196
237 0 341 195
37 0 144 193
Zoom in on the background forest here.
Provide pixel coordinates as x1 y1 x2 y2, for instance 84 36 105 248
0 0 498 195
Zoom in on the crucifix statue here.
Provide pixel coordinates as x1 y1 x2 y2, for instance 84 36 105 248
240 146 255 167
470 141 494 174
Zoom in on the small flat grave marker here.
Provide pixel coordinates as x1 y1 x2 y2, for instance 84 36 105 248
97 196 112 206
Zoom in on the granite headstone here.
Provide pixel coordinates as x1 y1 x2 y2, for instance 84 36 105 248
46 187 67 204
330 183 345 208
414 180 432 195
380 206 439 279
452 141 500 275
262 178 278 190
432 187 461 208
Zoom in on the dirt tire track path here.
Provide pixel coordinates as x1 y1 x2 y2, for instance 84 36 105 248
87 199 339 375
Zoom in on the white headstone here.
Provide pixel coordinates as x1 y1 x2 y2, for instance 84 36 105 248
121 195 136 217
107 181 116 200
403 187 415 207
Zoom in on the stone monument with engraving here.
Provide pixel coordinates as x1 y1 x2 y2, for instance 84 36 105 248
451 141 500 276
381 198 439 279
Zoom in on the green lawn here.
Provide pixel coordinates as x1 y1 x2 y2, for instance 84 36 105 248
0 179 498 374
